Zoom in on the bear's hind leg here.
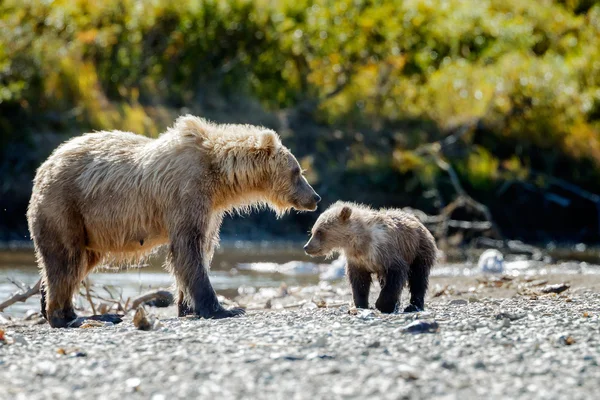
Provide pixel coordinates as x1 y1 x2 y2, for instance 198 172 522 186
38 244 83 328
65 250 123 327
347 265 371 309
404 254 432 313
375 267 406 313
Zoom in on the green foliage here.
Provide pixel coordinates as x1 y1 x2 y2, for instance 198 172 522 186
1 0 600 216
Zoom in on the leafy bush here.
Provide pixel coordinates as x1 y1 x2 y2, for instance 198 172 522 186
1 0 600 241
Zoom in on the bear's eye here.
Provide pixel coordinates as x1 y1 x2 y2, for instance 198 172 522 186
315 230 323 238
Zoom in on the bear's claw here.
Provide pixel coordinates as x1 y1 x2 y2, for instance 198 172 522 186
403 304 423 313
208 307 246 319
186 306 246 320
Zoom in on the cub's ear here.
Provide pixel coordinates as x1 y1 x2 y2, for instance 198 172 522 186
258 131 280 155
339 206 352 222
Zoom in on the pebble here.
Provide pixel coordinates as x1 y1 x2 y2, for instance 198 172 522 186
402 320 440 334
0 285 598 399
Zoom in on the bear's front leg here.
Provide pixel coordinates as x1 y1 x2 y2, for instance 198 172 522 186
375 268 405 313
169 227 245 319
347 265 372 309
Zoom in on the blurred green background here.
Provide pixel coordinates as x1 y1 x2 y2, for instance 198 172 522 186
1 0 600 245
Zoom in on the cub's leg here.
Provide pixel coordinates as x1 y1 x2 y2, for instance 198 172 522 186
404 254 432 312
375 267 406 313
347 265 371 309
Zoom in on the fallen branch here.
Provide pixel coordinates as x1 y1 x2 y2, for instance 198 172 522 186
403 207 492 231
82 278 96 315
0 278 41 312
130 290 174 310
409 112 503 242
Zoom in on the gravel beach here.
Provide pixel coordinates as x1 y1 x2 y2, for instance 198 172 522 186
1 274 600 399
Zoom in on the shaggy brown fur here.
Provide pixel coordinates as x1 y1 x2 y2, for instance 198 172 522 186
28 115 320 328
304 201 437 313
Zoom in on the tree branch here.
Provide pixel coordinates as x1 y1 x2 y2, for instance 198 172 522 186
0 278 41 312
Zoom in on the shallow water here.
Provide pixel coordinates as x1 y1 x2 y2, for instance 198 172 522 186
0 242 320 316
2 241 600 316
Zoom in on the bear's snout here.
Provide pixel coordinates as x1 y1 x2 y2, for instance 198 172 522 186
303 239 320 256
313 194 321 204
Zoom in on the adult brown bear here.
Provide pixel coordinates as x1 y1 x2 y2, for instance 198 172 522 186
27 115 320 328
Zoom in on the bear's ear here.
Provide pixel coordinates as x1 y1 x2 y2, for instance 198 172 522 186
339 206 352 222
258 131 280 155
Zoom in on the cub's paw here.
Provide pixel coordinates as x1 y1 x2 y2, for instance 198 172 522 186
375 298 398 314
403 304 423 313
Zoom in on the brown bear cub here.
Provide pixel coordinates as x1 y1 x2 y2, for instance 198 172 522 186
28 115 321 328
304 201 437 313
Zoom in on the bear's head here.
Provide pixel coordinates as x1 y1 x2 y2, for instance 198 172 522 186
264 133 321 214
304 202 354 257
173 115 321 215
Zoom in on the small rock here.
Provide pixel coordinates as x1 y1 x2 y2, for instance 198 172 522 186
57 347 88 357
34 361 57 376
358 309 376 319
441 360 457 370
367 340 381 348
313 297 327 308
541 283 570 294
495 312 525 321
478 249 504 273
397 364 419 380
126 377 141 390
402 320 439 334
306 352 335 360
302 301 318 310
558 335 576 346
133 307 152 331
449 299 468 306
312 335 328 348
473 360 486 370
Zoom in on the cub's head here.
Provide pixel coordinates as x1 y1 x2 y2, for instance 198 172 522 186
304 203 354 257
261 131 321 214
